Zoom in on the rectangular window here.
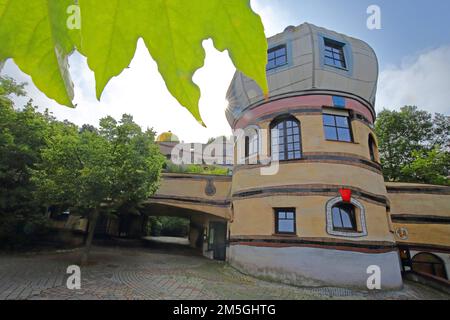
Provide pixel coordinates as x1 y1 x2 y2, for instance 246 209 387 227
275 208 296 234
323 114 352 142
332 96 346 108
248 134 258 158
267 45 288 71
324 39 346 69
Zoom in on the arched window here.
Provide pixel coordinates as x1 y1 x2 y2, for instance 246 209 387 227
270 116 302 161
245 132 258 158
325 196 367 237
412 253 448 279
331 203 357 231
368 134 377 162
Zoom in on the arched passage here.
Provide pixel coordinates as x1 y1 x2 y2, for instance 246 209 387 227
412 252 448 279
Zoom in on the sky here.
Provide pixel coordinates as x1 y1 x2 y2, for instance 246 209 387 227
2 0 450 143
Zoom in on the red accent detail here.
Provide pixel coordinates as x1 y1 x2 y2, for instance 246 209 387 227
339 188 352 203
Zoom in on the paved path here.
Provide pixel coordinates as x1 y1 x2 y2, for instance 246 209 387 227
0 246 448 300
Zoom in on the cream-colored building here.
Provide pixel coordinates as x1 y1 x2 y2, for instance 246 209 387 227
151 23 449 289
60 23 450 290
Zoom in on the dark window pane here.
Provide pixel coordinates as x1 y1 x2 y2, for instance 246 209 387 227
325 57 335 66
332 209 342 228
337 128 351 142
276 48 286 57
278 220 294 233
323 115 335 126
266 60 275 70
324 126 338 140
268 51 275 60
335 116 349 128
341 211 353 229
276 56 287 65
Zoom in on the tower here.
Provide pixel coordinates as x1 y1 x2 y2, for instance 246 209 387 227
226 23 402 288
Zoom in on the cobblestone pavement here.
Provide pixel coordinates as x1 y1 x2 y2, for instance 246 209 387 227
0 245 448 300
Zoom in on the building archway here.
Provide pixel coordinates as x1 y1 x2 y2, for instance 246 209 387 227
412 252 448 279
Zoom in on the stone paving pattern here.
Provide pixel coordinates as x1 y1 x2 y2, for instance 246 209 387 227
0 245 449 300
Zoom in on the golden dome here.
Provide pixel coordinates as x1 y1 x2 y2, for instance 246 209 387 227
156 131 180 143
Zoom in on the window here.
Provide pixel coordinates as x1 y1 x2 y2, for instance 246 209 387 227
326 197 367 237
248 133 258 158
332 96 345 108
368 135 377 162
412 253 448 280
331 203 357 232
271 116 302 161
275 208 296 234
267 45 287 71
324 38 346 69
323 114 352 142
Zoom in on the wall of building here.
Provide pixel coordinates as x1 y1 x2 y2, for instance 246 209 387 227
387 182 450 279
228 245 402 289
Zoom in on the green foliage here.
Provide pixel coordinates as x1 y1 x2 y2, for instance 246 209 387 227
375 106 449 185
401 148 450 186
0 78 52 246
0 0 79 107
147 216 189 237
32 114 166 214
0 0 268 123
165 161 229 176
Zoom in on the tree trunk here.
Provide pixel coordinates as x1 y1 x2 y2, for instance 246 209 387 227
81 207 100 265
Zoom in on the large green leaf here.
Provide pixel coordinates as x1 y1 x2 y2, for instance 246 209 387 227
1 0 268 124
0 0 79 106
79 0 268 124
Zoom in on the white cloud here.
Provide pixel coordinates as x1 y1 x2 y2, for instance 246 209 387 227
377 46 450 115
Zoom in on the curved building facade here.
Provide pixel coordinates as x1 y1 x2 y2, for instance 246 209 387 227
226 23 402 288
89 23 449 290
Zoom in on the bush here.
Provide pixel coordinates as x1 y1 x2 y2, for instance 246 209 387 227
0 212 49 249
165 162 229 176
147 216 189 237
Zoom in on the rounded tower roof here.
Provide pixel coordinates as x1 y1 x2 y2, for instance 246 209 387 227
156 131 180 143
226 22 379 127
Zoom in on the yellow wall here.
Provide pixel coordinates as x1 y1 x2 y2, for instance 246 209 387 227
232 162 386 197
387 182 450 248
157 174 231 201
256 112 378 161
231 196 394 242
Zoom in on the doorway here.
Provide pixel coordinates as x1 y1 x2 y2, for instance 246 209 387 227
208 221 227 261
412 252 448 279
